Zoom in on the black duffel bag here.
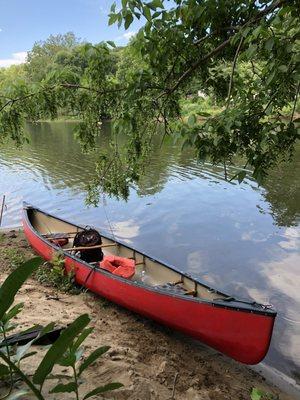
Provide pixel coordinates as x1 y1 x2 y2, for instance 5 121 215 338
73 227 104 263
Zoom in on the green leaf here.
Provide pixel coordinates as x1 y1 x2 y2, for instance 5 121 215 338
250 387 264 400
148 0 163 10
33 314 90 385
58 352 76 367
2 303 24 323
152 11 161 18
72 327 93 352
0 258 42 320
241 27 251 38
278 65 288 73
110 2 116 13
78 345 110 376
107 41 116 48
237 170 247 183
49 382 77 394
247 44 257 59
143 6 152 22
252 26 262 39
108 13 118 26
265 38 274 51
118 14 123 28
124 13 134 29
197 111 211 117
83 383 123 399
0 363 10 377
38 322 56 340
188 114 197 126
19 351 37 361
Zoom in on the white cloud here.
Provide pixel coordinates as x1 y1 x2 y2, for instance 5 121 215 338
0 51 27 68
123 31 136 40
0 28 2 32
115 31 137 42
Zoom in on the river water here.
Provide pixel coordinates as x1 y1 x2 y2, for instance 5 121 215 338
0 122 299 391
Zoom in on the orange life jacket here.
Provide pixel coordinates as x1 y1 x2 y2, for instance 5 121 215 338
100 255 135 279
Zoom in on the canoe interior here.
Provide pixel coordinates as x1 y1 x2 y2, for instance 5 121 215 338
28 208 226 302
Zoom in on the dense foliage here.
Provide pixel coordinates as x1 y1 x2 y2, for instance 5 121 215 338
0 0 299 200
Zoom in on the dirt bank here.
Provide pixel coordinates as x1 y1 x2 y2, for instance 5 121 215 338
0 229 296 400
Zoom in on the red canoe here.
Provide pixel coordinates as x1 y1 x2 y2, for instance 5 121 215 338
22 203 276 364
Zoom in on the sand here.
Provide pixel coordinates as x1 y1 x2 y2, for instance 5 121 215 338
0 229 297 400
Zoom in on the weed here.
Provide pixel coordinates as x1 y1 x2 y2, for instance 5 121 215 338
35 252 80 294
251 387 279 400
0 233 5 244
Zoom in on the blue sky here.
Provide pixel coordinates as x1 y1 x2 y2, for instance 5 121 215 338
0 0 143 67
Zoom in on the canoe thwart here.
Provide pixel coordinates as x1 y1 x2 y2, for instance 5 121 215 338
173 278 183 285
64 243 117 251
43 231 81 238
135 261 145 266
184 290 197 296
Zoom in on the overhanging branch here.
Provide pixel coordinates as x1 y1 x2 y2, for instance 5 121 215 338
157 0 286 100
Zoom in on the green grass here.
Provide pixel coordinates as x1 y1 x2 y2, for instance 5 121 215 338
0 247 26 269
0 233 5 244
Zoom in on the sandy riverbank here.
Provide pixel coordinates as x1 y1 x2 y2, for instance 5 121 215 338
0 229 296 400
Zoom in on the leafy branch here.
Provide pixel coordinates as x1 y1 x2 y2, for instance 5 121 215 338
157 0 287 98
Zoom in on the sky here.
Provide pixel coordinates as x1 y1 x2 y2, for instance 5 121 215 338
0 0 143 67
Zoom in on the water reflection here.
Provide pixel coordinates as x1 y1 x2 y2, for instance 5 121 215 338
0 122 299 390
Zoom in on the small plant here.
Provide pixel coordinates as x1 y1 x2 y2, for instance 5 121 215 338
0 258 123 399
251 387 279 400
35 252 79 293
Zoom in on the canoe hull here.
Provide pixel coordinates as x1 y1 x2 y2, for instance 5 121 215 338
23 207 275 365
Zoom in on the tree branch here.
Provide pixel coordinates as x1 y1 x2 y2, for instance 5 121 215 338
226 35 244 109
0 81 166 113
60 83 127 94
290 82 300 124
0 84 129 113
157 0 286 99
0 92 39 113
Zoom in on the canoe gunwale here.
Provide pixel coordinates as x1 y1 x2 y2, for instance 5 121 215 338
22 202 277 318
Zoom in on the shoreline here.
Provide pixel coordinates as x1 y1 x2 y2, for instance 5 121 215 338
0 227 298 400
